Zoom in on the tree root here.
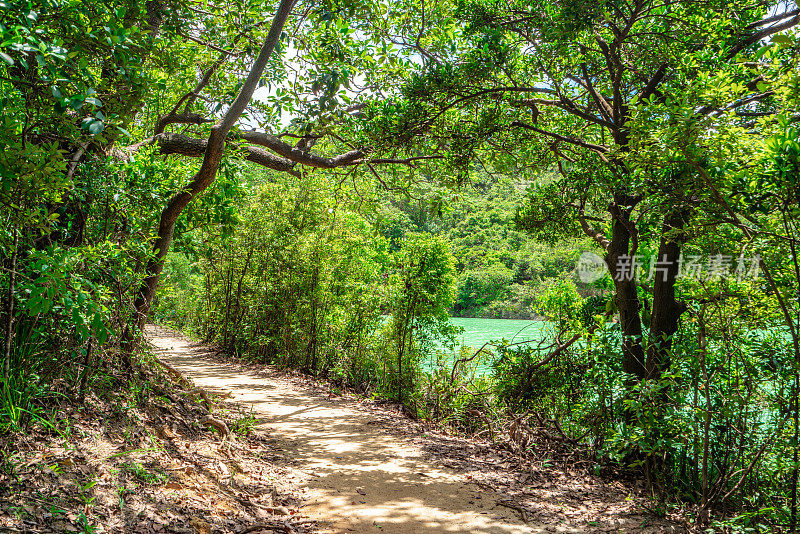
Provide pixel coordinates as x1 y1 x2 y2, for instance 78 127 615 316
156 358 191 387
496 499 531 523
155 357 216 411
189 387 214 411
201 414 230 437
239 520 295 533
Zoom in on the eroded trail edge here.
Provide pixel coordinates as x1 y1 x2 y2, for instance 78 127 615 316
147 325 544 534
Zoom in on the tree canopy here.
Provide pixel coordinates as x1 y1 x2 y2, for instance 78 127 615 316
2 0 800 529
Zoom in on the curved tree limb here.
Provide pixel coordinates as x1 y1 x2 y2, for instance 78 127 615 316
126 0 298 347
510 121 610 153
237 130 365 168
154 113 212 135
130 132 300 175
156 35 245 135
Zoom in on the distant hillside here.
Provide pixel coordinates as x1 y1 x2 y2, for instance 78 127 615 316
376 173 593 318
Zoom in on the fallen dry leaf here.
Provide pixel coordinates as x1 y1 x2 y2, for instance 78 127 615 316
189 517 210 534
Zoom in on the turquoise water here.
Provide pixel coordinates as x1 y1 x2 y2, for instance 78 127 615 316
449 317 548 350
424 317 550 375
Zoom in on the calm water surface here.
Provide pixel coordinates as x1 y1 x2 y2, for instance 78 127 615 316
449 317 548 349
424 317 551 375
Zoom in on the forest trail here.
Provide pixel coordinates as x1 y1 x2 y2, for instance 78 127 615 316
146 325 552 534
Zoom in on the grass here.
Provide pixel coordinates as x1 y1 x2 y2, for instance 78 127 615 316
0 375 45 434
230 406 259 436
120 461 169 485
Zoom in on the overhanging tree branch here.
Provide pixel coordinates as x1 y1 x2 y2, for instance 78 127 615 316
126 0 298 345
510 121 610 154
237 130 365 168
726 9 800 59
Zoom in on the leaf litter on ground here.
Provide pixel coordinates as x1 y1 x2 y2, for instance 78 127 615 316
0 355 318 534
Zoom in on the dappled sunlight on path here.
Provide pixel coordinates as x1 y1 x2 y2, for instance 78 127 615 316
146 325 554 533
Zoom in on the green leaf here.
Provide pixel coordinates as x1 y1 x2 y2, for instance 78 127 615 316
753 43 771 60
80 117 104 134
771 34 793 46
0 51 13 66
88 120 104 135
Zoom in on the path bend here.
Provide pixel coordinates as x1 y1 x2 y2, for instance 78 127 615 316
146 325 552 534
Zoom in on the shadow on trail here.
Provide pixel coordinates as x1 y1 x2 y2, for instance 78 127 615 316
146 324 542 534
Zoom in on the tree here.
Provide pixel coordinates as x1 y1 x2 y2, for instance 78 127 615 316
124 0 296 347
120 0 471 346
372 0 800 380
389 232 456 405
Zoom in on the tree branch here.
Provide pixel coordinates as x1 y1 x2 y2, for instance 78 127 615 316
155 39 242 135
237 130 364 168
510 121 610 153
638 62 667 103
154 113 212 135
726 10 800 59
130 133 299 175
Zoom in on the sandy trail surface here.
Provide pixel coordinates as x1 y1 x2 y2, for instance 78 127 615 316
146 325 551 534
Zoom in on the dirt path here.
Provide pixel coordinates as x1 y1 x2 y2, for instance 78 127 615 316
146 325 552 534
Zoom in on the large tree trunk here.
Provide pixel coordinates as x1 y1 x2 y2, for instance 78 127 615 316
122 0 296 356
130 187 196 330
605 194 647 380
646 208 691 379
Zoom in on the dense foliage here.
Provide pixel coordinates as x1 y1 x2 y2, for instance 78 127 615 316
2 0 800 530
